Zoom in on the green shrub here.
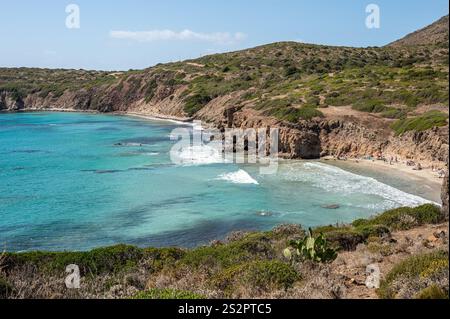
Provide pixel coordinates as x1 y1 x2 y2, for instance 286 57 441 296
391 111 448 135
183 91 212 116
381 107 408 119
352 99 386 113
415 285 449 299
7 245 144 275
355 224 390 238
143 247 186 272
354 204 443 231
0 277 13 298
143 80 158 102
320 228 366 251
285 66 300 77
297 107 324 120
213 260 299 291
306 205 441 251
132 288 205 299
378 250 449 299
180 233 274 270
312 223 389 251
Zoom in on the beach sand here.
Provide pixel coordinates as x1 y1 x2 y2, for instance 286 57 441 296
323 156 444 203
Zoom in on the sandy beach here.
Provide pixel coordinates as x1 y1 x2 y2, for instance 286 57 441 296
323 156 444 203
115 111 193 124
355 159 444 185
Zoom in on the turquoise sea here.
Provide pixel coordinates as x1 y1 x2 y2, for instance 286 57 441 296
0 112 435 252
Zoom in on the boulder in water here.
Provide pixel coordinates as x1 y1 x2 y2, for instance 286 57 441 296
321 204 340 210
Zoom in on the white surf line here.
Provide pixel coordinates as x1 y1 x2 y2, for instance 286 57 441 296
303 161 440 206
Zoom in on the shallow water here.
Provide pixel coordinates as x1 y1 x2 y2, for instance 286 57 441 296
0 112 434 251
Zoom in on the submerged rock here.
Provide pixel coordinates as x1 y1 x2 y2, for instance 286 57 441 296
321 204 340 210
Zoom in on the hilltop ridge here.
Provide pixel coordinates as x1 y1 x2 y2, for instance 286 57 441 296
389 15 449 47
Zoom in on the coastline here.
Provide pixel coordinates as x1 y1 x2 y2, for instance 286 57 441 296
1 108 445 201
323 157 443 203
0 108 193 125
114 111 193 125
323 156 443 186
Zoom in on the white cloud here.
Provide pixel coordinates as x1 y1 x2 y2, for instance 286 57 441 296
109 29 247 45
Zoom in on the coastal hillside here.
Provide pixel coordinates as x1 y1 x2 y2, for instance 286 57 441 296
0 16 448 164
1 204 448 299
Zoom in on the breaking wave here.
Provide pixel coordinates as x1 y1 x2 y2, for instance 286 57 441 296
217 169 259 185
279 161 433 209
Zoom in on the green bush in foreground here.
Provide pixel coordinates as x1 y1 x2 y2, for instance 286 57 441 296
352 204 443 231
391 111 448 135
6 245 143 275
132 288 205 299
212 260 299 292
6 245 185 276
378 250 449 299
415 285 449 299
313 204 442 251
180 233 274 270
0 277 13 298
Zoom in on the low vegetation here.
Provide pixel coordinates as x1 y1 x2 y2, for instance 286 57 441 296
352 204 443 231
132 288 205 299
4 245 184 276
377 250 449 299
1 204 446 299
391 111 448 135
212 260 299 293
314 204 443 250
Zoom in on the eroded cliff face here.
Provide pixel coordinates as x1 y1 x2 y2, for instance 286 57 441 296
1 84 448 168
318 120 449 165
0 91 24 110
216 107 449 167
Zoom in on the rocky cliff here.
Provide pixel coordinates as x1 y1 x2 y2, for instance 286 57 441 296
2 87 448 170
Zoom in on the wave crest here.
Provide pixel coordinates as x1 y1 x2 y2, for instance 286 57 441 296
217 169 259 185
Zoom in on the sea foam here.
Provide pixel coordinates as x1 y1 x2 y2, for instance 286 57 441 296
173 145 225 166
217 169 259 185
279 161 433 209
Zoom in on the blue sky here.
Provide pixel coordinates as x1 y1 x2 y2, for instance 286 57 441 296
0 0 448 70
